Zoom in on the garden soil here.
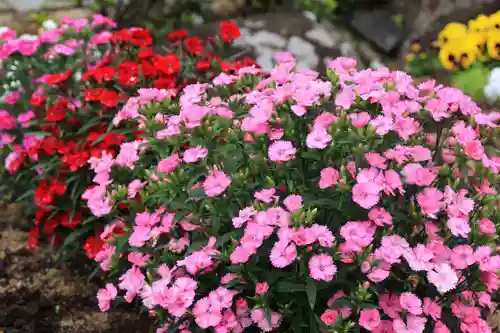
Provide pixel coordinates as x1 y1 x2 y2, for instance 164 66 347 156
0 203 153 333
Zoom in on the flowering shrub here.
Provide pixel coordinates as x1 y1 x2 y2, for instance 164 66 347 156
0 16 253 256
89 53 499 333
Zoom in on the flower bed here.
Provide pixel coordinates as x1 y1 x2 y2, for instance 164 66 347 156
0 16 253 258
85 54 500 333
1 13 500 333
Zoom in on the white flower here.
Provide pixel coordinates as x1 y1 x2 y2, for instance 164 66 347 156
42 19 58 31
19 34 38 40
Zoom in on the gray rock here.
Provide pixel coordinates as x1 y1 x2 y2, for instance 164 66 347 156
190 11 363 74
350 7 405 54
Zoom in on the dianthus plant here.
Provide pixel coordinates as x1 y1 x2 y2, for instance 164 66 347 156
90 54 499 333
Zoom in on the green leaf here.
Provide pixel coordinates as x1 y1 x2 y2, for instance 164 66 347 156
306 278 317 309
276 281 305 293
24 131 52 137
62 224 93 248
451 66 489 102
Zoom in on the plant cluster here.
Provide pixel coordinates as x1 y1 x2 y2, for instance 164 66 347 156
87 54 499 333
0 16 252 258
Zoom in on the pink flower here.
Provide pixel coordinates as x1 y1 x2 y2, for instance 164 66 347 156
309 254 337 281
283 195 303 212
399 292 422 315
203 169 231 197
268 140 296 162
464 140 484 160
319 167 339 189
349 112 371 128
379 293 402 319
270 242 297 268
254 188 278 203
127 179 146 199
320 309 339 325
118 266 145 303
359 309 381 331
183 146 208 163
335 85 356 109
393 315 427 333
255 282 269 295
427 263 458 293
416 188 443 217
403 244 434 271
366 152 388 169
447 217 470 238
0 110 17 129
127 252 151 267
450 245 475 270
193 297 222 328
401 164 436 186
306 128 332 149
209 287 237 309
251 309 281 332
97 283 117 312
157 153 181 174
423 298 441 320
314 112 337 129
479 219 496 235
17 110 35 128
115 141 142 169
433 321 450 333
368 207 392 226
352 182 381 209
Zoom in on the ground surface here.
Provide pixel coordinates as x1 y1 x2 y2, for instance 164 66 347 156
0 203 153 333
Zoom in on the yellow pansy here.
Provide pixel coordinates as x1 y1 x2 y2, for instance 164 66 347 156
467 31 488 56
439 38 477 71
490 11 500 30
487 29 500 59
436 22 467 47
469 14 492 37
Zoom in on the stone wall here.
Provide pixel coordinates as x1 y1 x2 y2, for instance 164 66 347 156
0 0 85 32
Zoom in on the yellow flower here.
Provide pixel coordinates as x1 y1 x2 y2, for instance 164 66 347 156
469 14 492 37
436 22 467 47
467 31 488 56
411 42 421 53
439 38 477 71
490 10 500 30
487 30 500 59
406 53 416 62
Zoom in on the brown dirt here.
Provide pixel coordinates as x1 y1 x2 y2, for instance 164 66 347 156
0 202 153 333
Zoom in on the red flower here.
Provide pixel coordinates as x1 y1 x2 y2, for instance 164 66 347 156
6 152 26 174
111 28 132 44
43 217 59 234
84 88 104 102
185 37 203 55
138 47 154 59
46 104 65 122
195 59 211 72
219 21 241 43
28 227 39 249
62 151 89 172
130 28 153 47
140 60 157 77
154 53 181 75
167 29 188 42
42 136 62 155
220 61 235 73
46 69 72 85
30 94 46 107
60 210 82 229
98 90 120 107
153 76 176 89
84 235 104 259
93 66 116 83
